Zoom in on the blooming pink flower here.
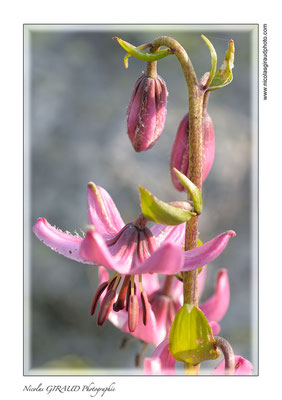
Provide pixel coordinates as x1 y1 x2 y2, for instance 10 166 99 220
144 339 253 375
99 266 230 346
33 182 235 335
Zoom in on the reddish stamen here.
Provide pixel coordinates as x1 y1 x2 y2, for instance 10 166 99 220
128 294 139 332
107 275 121 291
90 281 108 316
140 291 150 325
126 280 136 311
97 289 116 326
113 275 131 312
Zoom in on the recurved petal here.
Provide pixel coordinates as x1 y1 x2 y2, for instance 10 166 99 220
80 229 134 274
144 339 176 375
182 231 236 272
87 183 124 237
200 269 230 322
151 223 185 247
33 217 86 263
129 243 184 275
213 355 253 375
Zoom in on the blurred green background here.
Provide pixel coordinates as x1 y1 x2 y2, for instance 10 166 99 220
24 24 258 375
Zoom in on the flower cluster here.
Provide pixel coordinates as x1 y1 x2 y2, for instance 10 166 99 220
33 33 253 375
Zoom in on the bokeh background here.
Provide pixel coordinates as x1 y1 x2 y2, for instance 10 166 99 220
24 24 258 375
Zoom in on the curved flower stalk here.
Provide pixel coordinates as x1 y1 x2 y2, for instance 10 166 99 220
94 266 229 346
144 339 252 375
33 182 235 334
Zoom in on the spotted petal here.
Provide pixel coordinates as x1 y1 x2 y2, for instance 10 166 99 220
200 269 230 322
32 218 86 263
87 182 124 237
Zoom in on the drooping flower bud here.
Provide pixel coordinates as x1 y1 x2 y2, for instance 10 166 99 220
170 112 215 191
127 72 167 152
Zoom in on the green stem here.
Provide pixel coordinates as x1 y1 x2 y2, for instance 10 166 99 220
151 36 205 375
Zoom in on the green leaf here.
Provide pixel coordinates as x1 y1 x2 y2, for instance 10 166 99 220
173 168 203 214
201 35 217 88
169 305 220 365
113 37 172 67
208 39 235 91
139 186 196 225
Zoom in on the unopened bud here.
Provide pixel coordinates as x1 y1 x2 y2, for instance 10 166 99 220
170 112 215 191
127 73 167 152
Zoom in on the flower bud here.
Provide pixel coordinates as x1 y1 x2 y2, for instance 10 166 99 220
127 73 167 152
170 112 215 191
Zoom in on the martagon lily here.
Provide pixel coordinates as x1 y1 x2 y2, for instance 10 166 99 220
97 266 230 346
33 182 235 335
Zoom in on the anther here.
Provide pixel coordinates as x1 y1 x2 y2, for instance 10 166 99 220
97 289 116 326
90 281 108 316
128 294 139 332
113 275 131 312
140 291 150 325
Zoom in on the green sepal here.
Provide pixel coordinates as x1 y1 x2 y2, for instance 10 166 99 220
173 168 203 215
201 35 217 88
169 304 220 365
113 37 172 68
139 186 196 225
208 39 235 91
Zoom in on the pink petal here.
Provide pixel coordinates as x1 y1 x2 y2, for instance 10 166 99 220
87 183 124 237
151 223 185 247
79 229 133 274
200 269 230 322
209 321 221 335
142 273 160 296
129 243 184 275
33 217 85 263
182 231 236 271
121 303 160 346
144 339 176 375
198 266 207 299
213 355 253 375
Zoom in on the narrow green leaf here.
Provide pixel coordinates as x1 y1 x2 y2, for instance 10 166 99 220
173 168 203 214
201 35 217 88
169 305 220 365
208 39 235 91
139 186 196 225
113 37 172 66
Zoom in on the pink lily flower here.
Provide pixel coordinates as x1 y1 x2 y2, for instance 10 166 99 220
33 182 235 335
144 339 253 375
98 265 229 346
